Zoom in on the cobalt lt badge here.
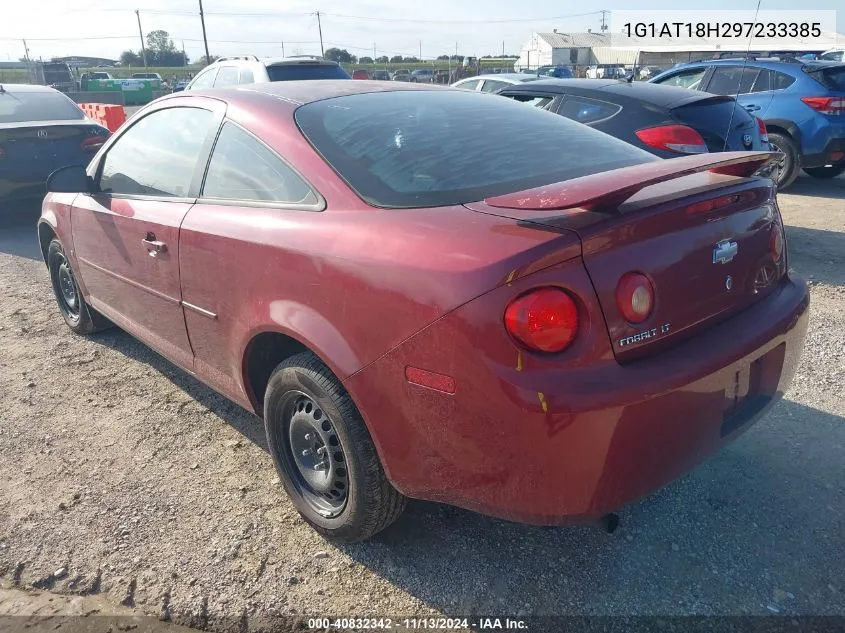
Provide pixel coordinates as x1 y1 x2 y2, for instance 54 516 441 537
713 240 738 265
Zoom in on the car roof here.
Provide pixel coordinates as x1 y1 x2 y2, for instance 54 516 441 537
503 78 714 107
470 73 535 82
182 79 447 106
0 83 58 93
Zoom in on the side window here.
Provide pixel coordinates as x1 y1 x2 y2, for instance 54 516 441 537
653 67 706 90
821 51 843 62
558 97 621 124
505 94 554 109
214 66 239 87
771 71 796 90
202 123 318 205
455 79 480 91
189 67 217 90
239 68 255 84
99 107 214 197
481 80 508 93
706 67 758 95
751 69 772 93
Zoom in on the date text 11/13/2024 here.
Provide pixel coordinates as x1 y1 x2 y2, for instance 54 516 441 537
307 618 528 630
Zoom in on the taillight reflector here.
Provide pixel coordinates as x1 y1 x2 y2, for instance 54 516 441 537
404 366 456 394
756 117 769 144
635 125 708 154
687 194 740 215
801 97 845 115
616 273 654 323
504 288 579 353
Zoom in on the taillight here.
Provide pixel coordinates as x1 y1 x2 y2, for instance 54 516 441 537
615 273 654 323
81 136 106 152
770 222 784 261
504 288 579 353
635 125 708 154
800 97 845 115
756 117 769 144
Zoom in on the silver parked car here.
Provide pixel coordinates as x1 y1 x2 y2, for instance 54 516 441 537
451 73 543 93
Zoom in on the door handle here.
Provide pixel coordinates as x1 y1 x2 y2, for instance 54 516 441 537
142 233 167 256
744 104 761 112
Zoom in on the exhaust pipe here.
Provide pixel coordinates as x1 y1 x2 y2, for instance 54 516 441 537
598 513 620 534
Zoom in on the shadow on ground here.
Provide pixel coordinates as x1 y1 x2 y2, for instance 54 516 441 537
785 174 845 200
785 225 845 287
85 325 845 616
0 206 42 261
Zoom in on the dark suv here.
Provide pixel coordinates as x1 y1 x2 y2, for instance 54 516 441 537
651 58 845 187
410 69 434 83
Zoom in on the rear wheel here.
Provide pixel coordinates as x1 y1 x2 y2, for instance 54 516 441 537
47 239 111 335
803 163 845 179
767 132 800 189
264 352 406 542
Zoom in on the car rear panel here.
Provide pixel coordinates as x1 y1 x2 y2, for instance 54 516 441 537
670 96 761 151
0 122 106 199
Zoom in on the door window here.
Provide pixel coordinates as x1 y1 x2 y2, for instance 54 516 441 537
706 66 759 95
202 122 318 205
214 66 239 87
188 67 217 90
653 67 706 90
99 107 214 197
504 93 554 110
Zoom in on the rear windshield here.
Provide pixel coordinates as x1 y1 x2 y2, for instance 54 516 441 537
295 90 655 208
811 66 845 91
267 64 350 81
0 91 84 123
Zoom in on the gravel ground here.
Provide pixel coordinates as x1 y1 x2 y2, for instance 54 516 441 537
0 174 843 630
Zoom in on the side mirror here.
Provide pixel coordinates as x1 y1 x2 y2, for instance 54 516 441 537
46 164 92 193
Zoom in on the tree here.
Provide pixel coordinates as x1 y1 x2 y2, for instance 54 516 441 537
375 56 389 63
119 50 142 66
324 47 355 64
389 55 404 63
437 55 450 60
144 30 187 66
358 56 373 64
194 55 219 68
403 56 419 63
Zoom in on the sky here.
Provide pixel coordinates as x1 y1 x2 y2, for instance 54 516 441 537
3 0 843 64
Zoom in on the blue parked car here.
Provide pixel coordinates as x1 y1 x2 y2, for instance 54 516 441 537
650 58 845 187
536 65 574 79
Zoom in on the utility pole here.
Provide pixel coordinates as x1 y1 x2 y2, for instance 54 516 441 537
282 42 285 57
373 43 376 61
181 40 186 66
198 0 211 64
502 40 505 56
22 39 30 62
315 11 324 57
135 10 148 68
600 9 609 32
419 40 422 60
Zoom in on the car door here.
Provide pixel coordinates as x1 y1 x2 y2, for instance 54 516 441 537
178 121 323 404
701 65 775 117
71 100 225 370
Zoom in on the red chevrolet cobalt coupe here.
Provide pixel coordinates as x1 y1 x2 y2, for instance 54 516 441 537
39 81 809 542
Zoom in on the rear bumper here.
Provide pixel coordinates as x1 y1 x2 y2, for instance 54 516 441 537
801 137 845 168
347 273 810 524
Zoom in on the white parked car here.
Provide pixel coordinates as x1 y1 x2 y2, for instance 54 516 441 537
451 73 542 93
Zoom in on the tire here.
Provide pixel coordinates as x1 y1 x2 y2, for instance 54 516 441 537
47 239 111 335
767 132 800 190
803 163 845 179
264 352 406 542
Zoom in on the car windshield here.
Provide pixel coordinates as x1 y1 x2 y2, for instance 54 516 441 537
0 91 84 123
266 64 350 81
296 90 655 209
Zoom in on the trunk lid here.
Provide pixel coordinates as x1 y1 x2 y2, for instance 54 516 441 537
670 96 761 152
0 121 107 175
465 152 785 362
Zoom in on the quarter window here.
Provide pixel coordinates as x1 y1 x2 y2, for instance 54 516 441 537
99 107 214 197
558 97 621 124
481 80 508 93
239 68 255 84
706 67 759 95
202 123 318 205
454 79 480 91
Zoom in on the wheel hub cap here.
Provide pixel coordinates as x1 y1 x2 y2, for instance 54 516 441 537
57 261 78 312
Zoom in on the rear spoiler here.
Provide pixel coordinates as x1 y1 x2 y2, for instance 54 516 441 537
485 151 776 213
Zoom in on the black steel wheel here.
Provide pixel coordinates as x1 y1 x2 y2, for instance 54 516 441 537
47 239 111 335
264 352 406 542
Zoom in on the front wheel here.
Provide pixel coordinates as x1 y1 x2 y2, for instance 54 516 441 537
803 163 845 179
47 239 111 335
264 352 406 542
